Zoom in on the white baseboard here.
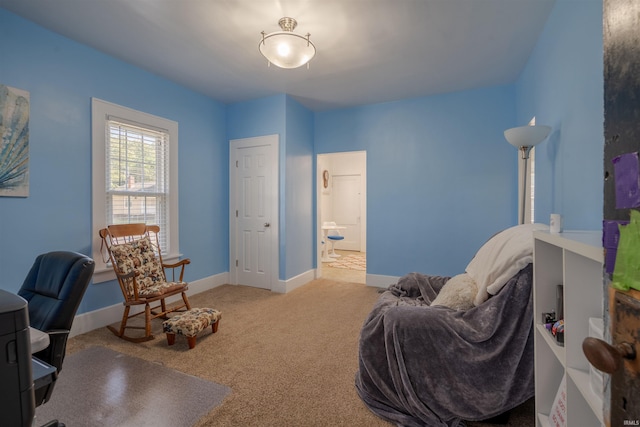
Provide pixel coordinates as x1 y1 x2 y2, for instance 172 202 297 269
365 273 399 289
272 269 315 294
69 272 229 338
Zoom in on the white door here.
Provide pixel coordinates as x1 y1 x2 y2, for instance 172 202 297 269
230 135 278 290
332 174 361 251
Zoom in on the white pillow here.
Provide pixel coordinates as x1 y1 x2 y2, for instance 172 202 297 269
431 273 478 311
467 223 548 306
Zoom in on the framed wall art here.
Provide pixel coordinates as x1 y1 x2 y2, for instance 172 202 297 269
0 84 30 197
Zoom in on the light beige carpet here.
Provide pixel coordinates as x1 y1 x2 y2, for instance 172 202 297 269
64 279 390 426
61 278 533 426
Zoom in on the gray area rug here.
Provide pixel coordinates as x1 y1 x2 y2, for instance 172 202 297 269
35 346 231 427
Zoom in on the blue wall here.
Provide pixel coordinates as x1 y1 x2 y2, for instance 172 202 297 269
226 95 286 140
516 0 604 230
285 97 314 279
0 10 228 313
226 94 315 280
226 94 287 278
315 86 518 277
0 0 605 318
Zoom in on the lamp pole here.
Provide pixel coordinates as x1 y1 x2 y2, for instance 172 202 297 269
519 145 533 225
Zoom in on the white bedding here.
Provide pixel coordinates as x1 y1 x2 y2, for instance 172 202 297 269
466 223 548 306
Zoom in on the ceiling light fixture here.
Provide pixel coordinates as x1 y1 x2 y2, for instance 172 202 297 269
259 17 316 69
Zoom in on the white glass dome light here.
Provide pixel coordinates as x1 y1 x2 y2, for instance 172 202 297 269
504 125 551 158
259 17 316 69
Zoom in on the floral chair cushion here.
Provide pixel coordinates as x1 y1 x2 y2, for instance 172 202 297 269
110 237 185 298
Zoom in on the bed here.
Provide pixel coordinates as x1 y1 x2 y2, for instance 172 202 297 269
355 224 547 426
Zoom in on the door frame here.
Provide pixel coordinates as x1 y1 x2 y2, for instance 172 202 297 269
229 134 279 290
316 151 366 277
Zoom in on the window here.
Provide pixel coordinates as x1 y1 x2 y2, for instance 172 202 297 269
106 119 168 244
92 98 179 282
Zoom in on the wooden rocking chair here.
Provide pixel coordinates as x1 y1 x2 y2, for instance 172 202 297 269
99 223 191 342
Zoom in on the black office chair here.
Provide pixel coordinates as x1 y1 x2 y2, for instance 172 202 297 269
18 251 94 406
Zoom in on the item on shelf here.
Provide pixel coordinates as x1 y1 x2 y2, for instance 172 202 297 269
550 213 563 233
556 284 564 320
549 375 567 427
543 319 565 346
551 319 565 345
542 311 557 324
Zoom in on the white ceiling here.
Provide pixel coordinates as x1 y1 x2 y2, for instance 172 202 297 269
0 0 555 111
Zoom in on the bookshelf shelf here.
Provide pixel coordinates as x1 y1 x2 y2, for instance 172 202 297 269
533 230 604 427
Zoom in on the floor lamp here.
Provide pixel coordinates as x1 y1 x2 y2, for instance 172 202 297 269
504 125 551 224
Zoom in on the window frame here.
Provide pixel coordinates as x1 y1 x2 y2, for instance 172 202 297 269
92 98 179 283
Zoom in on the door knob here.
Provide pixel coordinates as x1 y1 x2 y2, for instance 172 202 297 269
582 337 636 374
264 222 270 228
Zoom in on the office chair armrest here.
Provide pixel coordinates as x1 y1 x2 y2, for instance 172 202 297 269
34 329 70 373
163 258 191 282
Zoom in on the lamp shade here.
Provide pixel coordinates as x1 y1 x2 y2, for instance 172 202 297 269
259 32 316 68
259 18 316 69
504 125 551 148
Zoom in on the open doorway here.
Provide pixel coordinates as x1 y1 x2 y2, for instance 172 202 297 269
317 151 366 283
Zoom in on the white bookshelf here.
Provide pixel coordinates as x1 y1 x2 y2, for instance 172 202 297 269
533 230 605 427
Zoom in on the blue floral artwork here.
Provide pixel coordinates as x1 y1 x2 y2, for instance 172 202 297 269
0 84 29 197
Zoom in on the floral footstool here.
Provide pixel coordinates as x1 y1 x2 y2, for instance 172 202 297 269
162 308 222 349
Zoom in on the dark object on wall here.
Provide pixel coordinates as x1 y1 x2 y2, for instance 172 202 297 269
583 292 640 425
603 219 629 274
612 152 640 209
603 0 640 222
602 0 640 424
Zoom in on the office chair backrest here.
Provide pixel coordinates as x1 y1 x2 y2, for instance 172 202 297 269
18 251 94 371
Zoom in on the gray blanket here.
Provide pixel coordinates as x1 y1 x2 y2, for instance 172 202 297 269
355 265 534 426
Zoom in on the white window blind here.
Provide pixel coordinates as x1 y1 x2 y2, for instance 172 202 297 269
105 117 170 252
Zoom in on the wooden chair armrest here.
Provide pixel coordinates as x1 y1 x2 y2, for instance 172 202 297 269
162 258 191 282
114 270 142 300
162 258 191 269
